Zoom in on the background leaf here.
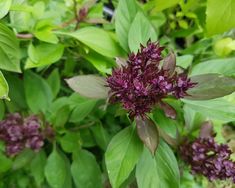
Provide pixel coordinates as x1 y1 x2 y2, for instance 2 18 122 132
115 0 139 51
191 57 235 76
206 0 235 36
0 0 12 19
71 149 102 188
0 23 21 72
44 147 67 188
55 27 124 57
0 71 9 100
24 71 53 113
128 12 157 53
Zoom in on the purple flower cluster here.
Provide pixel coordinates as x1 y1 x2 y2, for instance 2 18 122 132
0 113 52 156
180 136 235 183
107 41 195 118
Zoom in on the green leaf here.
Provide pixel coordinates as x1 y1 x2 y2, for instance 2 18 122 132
83 50 113 74
71 149 102 188
136 140 180 188
0 0 12 19
0 71 9 100
214 37 234 57
152 0 180 12
176 55 193 69
44 147 67 188
105 126 143 188
135 117 159 155
34 19 58 44
182 98 235 122
155 140 180 188
128 12 157 53
206 0 235 36
69 94 97 123
55 27 124 57
66 75 109 99
0 152 12 173
186 74 235 100
24 71 53 113
115 0 139 51
90 122 110 150
30 150 47 186
0 23 21 72
12 149 35 170
191 57 235 77
60 132 81 153
47 68 61 98
136 148 160 188
25 42 64 69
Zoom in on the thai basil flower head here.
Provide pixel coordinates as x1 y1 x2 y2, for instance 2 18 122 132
0 113 54 156
180 136 235 183
107 41 195 119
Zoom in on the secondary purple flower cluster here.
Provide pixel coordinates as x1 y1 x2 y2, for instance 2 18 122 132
107 41 195 118
180 136 235 183
0 113 53 156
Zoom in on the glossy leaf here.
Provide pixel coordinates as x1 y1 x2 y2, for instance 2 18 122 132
25 43 64 69
128 12 157 53
0 0 12 19
55 27 124 57
0 71 9 100
136 140 180 188
186 74 235 100
155 140 180 188
135 117 159 155
136 148 160 188
71 149 102 188
115 0 139 51
206 0 235 36
66 75 109 99
105 126 143 188
44 147 67 188
0 23 21 72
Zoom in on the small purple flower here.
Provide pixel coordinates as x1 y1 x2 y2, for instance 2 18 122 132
180 136 235 183
0 113 53 156
107 41 195 118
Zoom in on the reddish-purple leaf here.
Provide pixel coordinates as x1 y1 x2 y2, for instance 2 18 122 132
159 101 177 119
135 117 159 155
186 73 235 100
199 121 213 138
162 50 176 75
